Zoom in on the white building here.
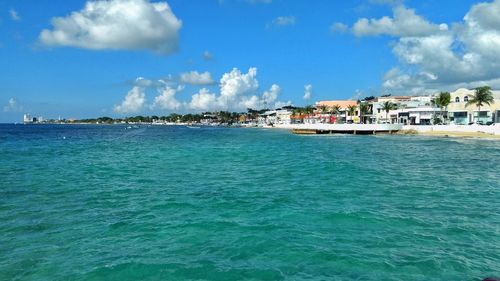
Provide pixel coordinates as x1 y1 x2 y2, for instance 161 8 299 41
23 114 32 123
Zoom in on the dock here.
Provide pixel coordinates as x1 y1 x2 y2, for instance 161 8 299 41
284 124 403 135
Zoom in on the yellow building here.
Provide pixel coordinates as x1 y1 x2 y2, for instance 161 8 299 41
447 88 500 124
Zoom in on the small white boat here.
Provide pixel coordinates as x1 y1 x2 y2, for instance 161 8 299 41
186 126 201 129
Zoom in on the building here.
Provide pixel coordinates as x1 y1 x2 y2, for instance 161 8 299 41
315 100 358 123
447 88 500 125
23 114 32 123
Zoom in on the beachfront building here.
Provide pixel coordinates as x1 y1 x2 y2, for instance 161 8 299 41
315 100 358 123
371 96 410 124
260 109 293 125
365 95 438 125
447 88 500 125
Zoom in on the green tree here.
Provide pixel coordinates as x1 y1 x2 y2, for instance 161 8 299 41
318 105 329 114
381 101 397 123
433 92 451 124
347 105 357 123
330 105 341 124
304 105 315 115
359 103 371 124
466 86 494 124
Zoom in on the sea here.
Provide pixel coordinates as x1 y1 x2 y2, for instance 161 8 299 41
1 124 499 281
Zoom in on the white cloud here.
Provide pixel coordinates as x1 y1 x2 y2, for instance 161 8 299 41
39 0 182 54
330 22 348 33
121 67 288 113
340 0 500 94
271 16 296 27
3 97 23 112
303 84 312 100
114 86 146 113
188 67 287 112
188 88 218 111
134 77 155 87
352 6 442 37
274 100 293 109
151 86 182 110
262 84 280 106
179 71 215 85
203 50 213 60
220 67 259 103
9 9 21 21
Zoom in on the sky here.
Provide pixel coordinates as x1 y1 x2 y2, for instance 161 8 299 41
1 0 499 122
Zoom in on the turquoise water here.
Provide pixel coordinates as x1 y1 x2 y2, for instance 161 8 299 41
1 124 499 281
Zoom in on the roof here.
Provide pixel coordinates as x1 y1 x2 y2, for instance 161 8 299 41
316 100 357 109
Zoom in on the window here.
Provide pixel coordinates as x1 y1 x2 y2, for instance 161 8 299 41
455 97 460 102
464 96 469 102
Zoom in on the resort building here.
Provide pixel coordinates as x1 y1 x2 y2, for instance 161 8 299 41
315 100 358 123
447 88 500 125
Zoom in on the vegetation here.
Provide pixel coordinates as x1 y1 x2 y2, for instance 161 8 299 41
318 105 329 114
359 103 371 124
381 101 397 123
330 105 341 124
433 91 451 124
466 86 495 123
347 105 357 122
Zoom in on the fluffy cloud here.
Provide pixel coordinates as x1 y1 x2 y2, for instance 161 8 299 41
262 84 280 105
303 84 312 100
114 86 146 113
151 86 182 110
179 71 215 85
10 9 21 21
189 68 288 111
352 6 442 37
188 88 218 111
39 0 182 54
3 98 23 112
220 67 259 103
341 0 500 94
117 67 289 113
271 16 296 27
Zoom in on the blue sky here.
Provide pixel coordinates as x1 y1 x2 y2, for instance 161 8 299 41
1 0 498 122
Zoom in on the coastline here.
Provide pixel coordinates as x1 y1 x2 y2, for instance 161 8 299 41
406 130 500 139
271 123 500 139
8 122 500 139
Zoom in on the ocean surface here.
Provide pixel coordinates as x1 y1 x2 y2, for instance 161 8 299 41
1 124 499 281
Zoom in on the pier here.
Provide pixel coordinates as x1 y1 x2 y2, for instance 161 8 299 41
277 124 404 135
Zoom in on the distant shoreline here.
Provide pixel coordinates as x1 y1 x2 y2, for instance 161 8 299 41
4 122 499 139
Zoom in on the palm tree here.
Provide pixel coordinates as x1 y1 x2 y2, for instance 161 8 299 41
433 92 451 124
330 105 341 124
381 101 397 123
347 105 357 123
466 86 494 124
319 105 329 114
359 103 370 124
304 105 315 115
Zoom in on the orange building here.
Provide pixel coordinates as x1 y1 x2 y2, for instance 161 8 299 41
315 100 358 110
